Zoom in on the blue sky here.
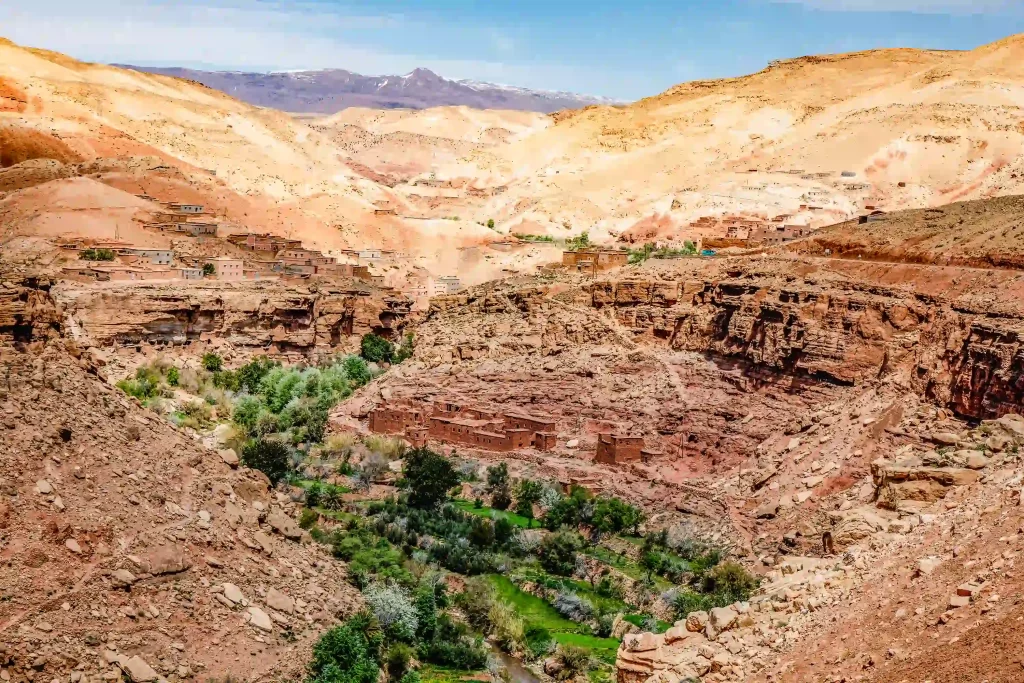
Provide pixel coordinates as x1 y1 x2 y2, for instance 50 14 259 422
2 0 1023 99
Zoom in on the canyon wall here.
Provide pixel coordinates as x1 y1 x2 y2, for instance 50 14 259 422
2 277 412 354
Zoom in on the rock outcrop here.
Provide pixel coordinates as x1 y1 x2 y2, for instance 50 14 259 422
52 280 412 354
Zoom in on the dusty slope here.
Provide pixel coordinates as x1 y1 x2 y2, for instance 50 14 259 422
416 35 1024 245
0 340 361 682
0 38 537 281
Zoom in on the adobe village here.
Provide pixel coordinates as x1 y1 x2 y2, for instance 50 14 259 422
5 28 1024 683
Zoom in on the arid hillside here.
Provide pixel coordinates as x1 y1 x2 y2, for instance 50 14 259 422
413 35 1024 245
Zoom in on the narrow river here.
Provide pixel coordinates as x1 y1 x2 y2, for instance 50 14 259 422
487 643 543 683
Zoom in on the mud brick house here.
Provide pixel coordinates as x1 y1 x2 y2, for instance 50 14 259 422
595 434 645 465
562 250 629 275
368 400 558 453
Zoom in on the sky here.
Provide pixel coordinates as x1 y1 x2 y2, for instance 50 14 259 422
2 0 1024 100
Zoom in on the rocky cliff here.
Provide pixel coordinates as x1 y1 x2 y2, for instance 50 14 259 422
52 281 413 355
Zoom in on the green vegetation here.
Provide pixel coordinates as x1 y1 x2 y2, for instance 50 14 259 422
512 233 555 243
486 462 513 511
538 529 584 576
79 248 115 261
452 499 530 528
628 241 698 264
202 262 216 276
201 352 223 372
241 438 293 485
230 355 376 447
360 333 394 364
515 479 543 527
565 232 592 251
403 447 461 510
486 219 495 230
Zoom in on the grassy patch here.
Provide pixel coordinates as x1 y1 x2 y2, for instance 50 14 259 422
487 575 578 632
419 665 485 683
453 499 532 528
622 614 671 633
583 545 672 591
552 633 620 664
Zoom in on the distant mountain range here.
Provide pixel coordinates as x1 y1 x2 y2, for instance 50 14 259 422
115 65 619 113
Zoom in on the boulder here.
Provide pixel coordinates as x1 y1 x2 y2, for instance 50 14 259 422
218 449 239 467
246 606 274 632
915 557 941 577
754 497 780 519
267 510 302 541
928 432 962 446
624 631 661 652
685 611 709 633
120 656 159 682
131 545 191 576
111 569 137 588
708 606 738 632
266 587 295 614
222 583 245 605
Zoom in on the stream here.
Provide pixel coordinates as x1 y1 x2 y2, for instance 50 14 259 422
487 643 543 683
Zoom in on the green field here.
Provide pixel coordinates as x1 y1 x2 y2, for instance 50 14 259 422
552 633 621 664
488 575 579 631
453 499 533 528
419 665 484 683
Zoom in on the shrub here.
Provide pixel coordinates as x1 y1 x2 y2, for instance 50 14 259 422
487 218 495 229
365 435 406 459
591 497 645 536
343 355 371 386
181 399 213 425
538 530 584 576
403 447 460 510
307 614 381 683
299 508 319 530
360 333 394 364
554 645 592 681
79 248 115 261
543 485 592 531
552 590 594 622
386 643 413 680
202 262 215 276
458 577 496 632
241 438 293 485
468 517 495 548
515 479 542 527
488 600 526 654
393 333 415 364
364 582 419 641
202 352 223 372
356 452 389 491
166 366 180 386
306 481 325 508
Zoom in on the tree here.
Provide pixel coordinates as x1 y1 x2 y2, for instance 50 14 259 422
591 497 646 536
487 218 495 229
241 438 293 485
403 447 460 509
307 614 381 683
543 485 591 531
201 262 215 276
393 333 415 364
166 367 180 386
537 530 584 576
565 232 591 252
485 463 512 510
201 352 223 372
356 452 389 491
515 479 543 528
468 517 495 548
494 517 514 546
360 333 394 364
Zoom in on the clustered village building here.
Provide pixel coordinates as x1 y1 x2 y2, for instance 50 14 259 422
368 399 659 465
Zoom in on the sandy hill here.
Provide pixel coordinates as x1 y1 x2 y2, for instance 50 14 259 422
410 35 1024 245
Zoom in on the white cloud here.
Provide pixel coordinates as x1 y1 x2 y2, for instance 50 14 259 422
766 0 1018 13
0 0 629 96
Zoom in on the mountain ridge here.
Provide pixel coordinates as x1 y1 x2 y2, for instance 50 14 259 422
113 63 619 114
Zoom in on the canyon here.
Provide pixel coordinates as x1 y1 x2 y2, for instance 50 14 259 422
5 29 1024 683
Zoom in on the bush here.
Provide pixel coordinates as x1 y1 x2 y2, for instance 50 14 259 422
364 583 419 641
386 643 413 680
307 614 381 683
553 645 592 681
356 452 389 491
543 486 592 531
166 366 180 386
403 448 460 510
202 352 223 372
365 435 406 459
458 577 496 632
202 262 215 276
360 333 394 364
488 600 526 654
299 507 319 530
241 438 293 485
79 248 115 261
393 333 415 364
552 591 594 622
538 530 584 576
